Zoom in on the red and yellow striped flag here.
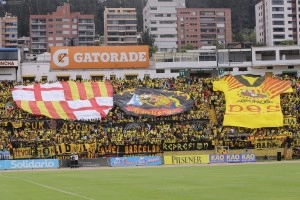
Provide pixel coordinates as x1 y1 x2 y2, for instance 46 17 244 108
12 81 113 120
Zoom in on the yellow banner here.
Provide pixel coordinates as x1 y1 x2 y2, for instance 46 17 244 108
254 138 282 149
213 75 293 128
12 142 98 159
164 155 210 165
55 143 85 154
37 146 56 157
13 147 33 159
284 117 297 126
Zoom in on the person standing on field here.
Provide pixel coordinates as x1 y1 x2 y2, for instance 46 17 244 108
74 153 79 168
70 153 75 168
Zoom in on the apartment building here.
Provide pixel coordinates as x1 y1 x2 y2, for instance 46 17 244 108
143 0 186 52
30 3 95 54
104 7 137 46
255 0 299 46
177 8 232 50
0 12 18 48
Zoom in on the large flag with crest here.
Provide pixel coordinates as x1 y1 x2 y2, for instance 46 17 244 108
12 81 114 120
114 88 194 117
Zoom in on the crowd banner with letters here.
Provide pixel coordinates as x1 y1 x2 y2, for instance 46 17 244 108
162 142 212 151
254 138 282 149
164 155 210 165
97 144 161 156
11 143 161 158
123 144 161 155
22 120 51 130
37 146 56 157
12 81 114 121
55 143 88 154
114 88 194 117
213 75 293 128
56 120 96 132
7 120 51 130
284 117 297 126
10 120 22 128
97 144 119 156
109 156 162 167
210 154 256 164
13 147 33 159
0 159 59 170
293 139 300 146
13 146 58 158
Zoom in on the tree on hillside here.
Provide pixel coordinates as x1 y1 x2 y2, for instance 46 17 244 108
138 28 157 57
180 43 195 52
212 40 225 49
233 29 256 44
279 40 295 45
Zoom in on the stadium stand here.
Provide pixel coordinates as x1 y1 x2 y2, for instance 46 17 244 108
0 75 299 159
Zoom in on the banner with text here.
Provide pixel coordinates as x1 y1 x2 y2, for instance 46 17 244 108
210 153 256 164
164 155 210 165
0 159 59 170
163 142 213 151
50 46 149 69
97 144 161 156
109 156 162 167
213 75 293 128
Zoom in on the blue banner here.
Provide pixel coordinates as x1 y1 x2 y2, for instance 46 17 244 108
109 156 162 167
210 153 256 163
240 153 256 162
0 159 59 170
0 160 5 170
0 150 10 160
210 154 227 163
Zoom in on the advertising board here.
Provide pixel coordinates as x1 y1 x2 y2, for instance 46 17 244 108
50 46 149 69
0 159 59 170
164 155 210 165
210 153 256 163
109 156 162 167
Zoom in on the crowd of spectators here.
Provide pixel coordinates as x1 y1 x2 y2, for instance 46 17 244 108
0 75 299 155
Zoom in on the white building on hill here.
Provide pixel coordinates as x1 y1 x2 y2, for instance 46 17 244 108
255 0 300 46
143 0 186 52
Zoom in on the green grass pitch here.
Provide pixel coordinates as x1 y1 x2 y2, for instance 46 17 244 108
0 161 299 200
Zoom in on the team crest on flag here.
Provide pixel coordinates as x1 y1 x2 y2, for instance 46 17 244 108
114 88 194 117
12 81 114 120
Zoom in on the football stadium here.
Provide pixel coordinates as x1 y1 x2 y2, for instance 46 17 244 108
0 45 300 200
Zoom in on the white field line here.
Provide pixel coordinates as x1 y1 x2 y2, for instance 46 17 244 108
0 174 94 200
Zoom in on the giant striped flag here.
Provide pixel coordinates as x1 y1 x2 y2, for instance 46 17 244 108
12 81 114 120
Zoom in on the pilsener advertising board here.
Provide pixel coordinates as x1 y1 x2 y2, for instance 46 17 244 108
0 159 59 170
50 46 149 70
164 155 210 165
